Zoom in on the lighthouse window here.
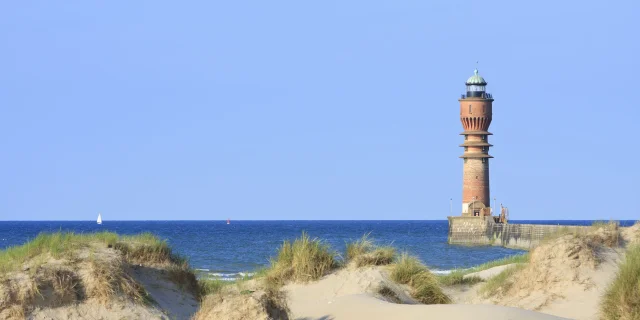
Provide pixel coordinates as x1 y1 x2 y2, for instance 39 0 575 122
482 105 485 114
482 158 486 163
464 159 468 163
465 135 468 140
482 147 486 151
469 105 472 114
465 147 468 151
481 135 486 140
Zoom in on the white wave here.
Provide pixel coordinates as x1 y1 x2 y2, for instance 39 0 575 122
429 268 470 275
430 269 453 275
199 271 257 281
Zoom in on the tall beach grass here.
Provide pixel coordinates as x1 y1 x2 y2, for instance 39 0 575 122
0 231 183 275
390 253 451 304
600 244 640 319
264 231 337 289
345 233 396 267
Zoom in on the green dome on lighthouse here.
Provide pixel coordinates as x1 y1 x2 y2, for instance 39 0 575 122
466 69 487 85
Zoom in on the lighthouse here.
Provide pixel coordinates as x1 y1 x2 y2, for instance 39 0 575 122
459 69 493 217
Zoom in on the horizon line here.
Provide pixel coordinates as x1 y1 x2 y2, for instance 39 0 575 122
1 219 635 222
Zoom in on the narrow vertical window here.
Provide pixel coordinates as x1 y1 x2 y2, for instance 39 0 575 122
482 105 485 114
469 105 472 114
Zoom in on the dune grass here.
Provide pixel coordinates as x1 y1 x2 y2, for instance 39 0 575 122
390 253 451 304
0 231 184 275
600 244 640 320
437 253 529 286
85 256 150 305
199 278 233 296
345 233 396 267
478 263 527 297
437 270 483 286
264 231 337 290
0 232 117 274
0 232 183 316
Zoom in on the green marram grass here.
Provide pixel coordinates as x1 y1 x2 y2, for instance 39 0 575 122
390 253 451 304
265 231 337 290
600 244 640 320
0 231 181 275
345 233 396 267
437 253 529 286
198 278 233 296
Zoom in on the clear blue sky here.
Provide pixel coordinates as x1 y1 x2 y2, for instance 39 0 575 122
1 1 638 221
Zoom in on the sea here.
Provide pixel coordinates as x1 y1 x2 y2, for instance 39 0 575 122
1 220 634 281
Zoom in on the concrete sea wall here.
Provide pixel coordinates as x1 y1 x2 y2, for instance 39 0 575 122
447 216 592 250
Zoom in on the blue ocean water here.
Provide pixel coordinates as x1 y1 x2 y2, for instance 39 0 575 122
0 220 633 280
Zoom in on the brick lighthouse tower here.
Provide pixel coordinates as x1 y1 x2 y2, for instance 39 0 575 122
459 69 494 217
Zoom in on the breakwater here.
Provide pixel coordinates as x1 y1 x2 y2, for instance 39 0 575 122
447 216 593 250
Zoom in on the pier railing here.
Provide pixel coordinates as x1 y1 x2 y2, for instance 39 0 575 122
447 217 619 250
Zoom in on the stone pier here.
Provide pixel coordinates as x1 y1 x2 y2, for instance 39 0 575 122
447 216 592 250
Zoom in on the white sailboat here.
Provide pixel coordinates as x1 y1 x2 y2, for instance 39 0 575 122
97 213 102 225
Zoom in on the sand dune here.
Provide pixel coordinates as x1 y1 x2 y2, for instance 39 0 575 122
4 224 637 319
285 266 567 320
282 224 640 320
0 233 199 320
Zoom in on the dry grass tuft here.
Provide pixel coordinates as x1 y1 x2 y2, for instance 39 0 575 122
83 257 147 305
0 275 40 318
264 231 336 290
377 285 402 304
390 253 451 304
36 267 80 307
589 220 621 248
6 305 26 319
354 247 395 267
346 234 396 267
0 266 81 318
600 244 640 320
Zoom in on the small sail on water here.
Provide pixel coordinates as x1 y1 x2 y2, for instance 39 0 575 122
97 213 102 225
226 218 230 225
